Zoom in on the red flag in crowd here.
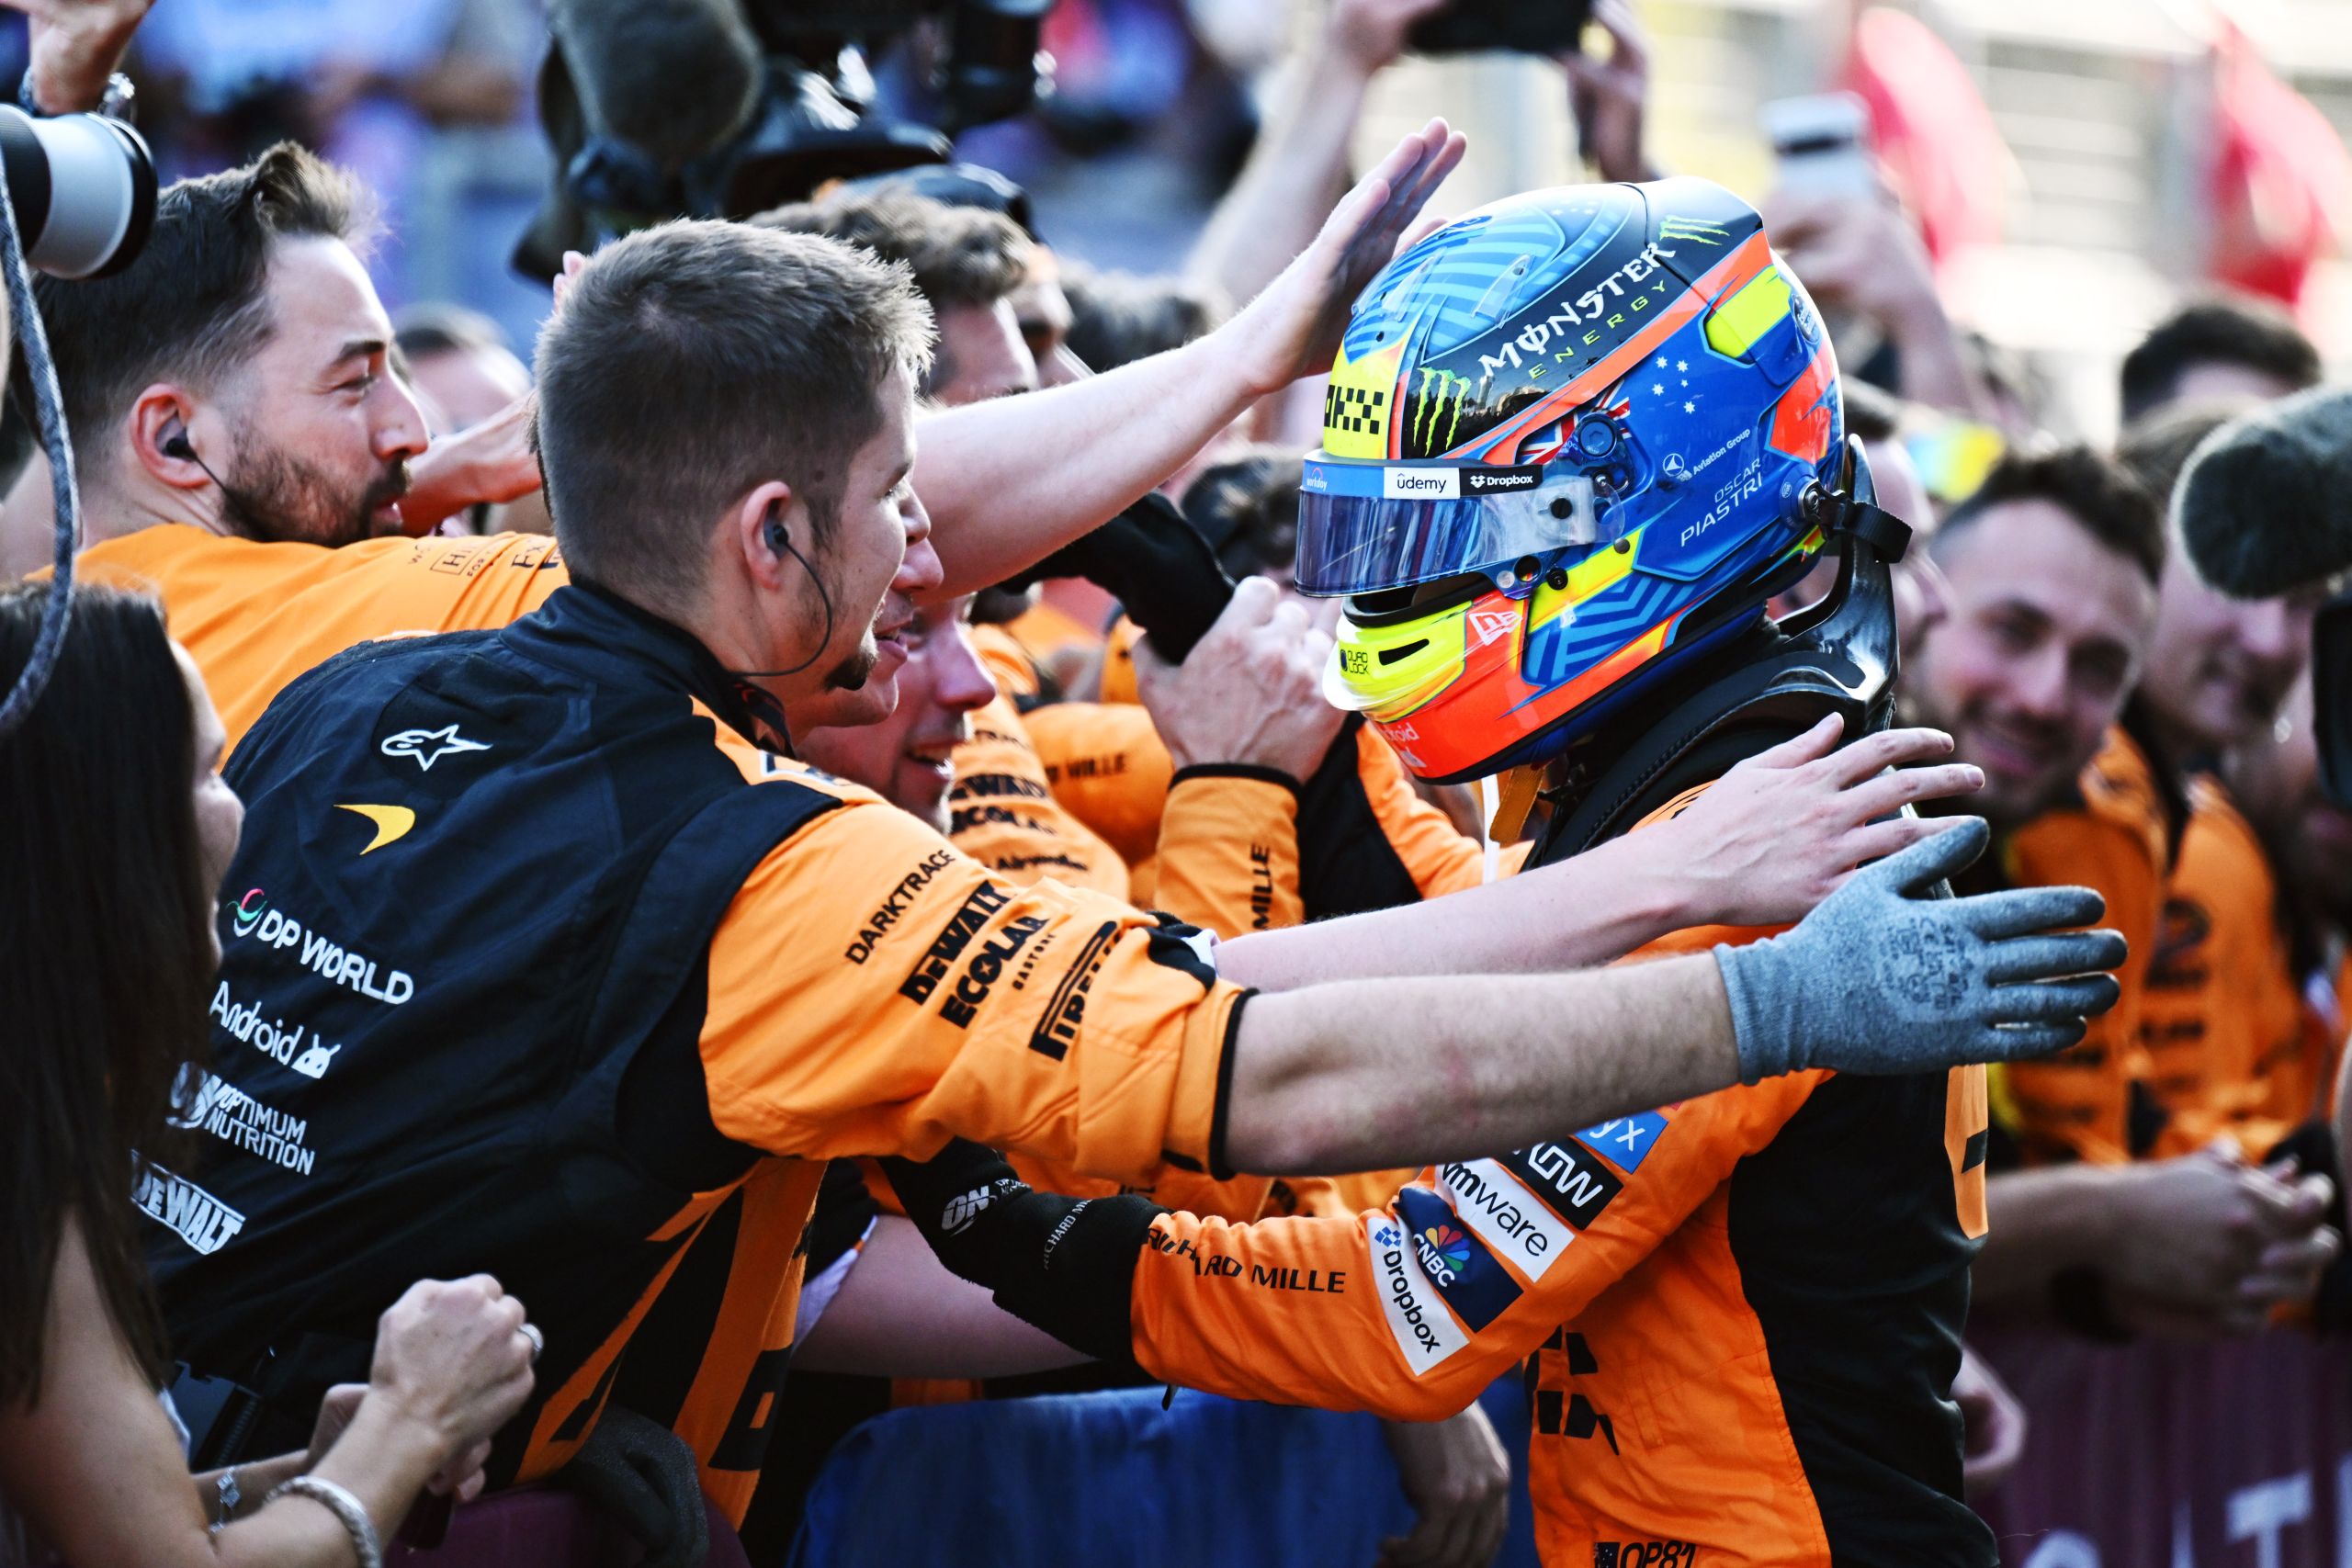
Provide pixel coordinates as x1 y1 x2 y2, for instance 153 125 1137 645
2204 17 2352 310
1841 6 2009 269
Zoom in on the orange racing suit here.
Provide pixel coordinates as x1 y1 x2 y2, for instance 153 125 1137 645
1983 728 2167 1167
897 780 1993 1567
85 523 1374 1509
2143 774 2319 1158
1120 922 1992 1565
151 581 1257 1525
73 525 568 750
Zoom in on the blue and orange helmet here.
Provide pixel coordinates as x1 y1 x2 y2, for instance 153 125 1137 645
1298 177 1847 783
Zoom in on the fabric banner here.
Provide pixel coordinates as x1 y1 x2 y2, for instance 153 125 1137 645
389 1489 749 1567
1974 1323 2352 1567
791 1379 1541 1568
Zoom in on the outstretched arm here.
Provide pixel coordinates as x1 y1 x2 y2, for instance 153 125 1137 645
1224 822 2124 1174
911 121 1465 593
709 787 2112 1191
882 1069 1800 1427
1231 955 1736 1174
1215 714 1986 992
1186 0 1446 310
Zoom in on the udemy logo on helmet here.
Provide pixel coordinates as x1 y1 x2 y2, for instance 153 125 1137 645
1297 178 1846 783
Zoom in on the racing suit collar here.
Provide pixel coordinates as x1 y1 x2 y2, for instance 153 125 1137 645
544 579 794 756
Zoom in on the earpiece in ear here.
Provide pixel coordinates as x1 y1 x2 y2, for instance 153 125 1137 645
727 496 837 686
163 433 195 460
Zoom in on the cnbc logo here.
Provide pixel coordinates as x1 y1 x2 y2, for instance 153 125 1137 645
1416 1223 1473 1285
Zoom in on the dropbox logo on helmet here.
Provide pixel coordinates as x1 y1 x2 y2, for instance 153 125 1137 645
1462 466 1542 495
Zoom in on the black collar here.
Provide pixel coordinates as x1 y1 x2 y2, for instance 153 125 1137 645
535 580 797 757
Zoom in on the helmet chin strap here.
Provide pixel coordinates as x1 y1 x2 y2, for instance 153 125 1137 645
1484 763 1546 855
1524 437 1912 869
1478 774 1500 885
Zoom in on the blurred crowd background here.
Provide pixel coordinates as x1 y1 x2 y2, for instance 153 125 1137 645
12 0 2337 432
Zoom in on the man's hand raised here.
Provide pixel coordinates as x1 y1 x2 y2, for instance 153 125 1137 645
1 0 149 114
1135 577 1348 784
1225 118 1466 400
1648 714 1984 930
399 391 544 536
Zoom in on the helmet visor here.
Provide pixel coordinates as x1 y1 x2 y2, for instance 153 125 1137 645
1295 457 1602 597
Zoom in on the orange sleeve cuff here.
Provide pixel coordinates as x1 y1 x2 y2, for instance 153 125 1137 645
1156 984 1251 1179
1153 771 1303 940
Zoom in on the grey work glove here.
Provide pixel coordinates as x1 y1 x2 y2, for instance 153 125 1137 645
1716 818 2125 1083
555 1404 710 1568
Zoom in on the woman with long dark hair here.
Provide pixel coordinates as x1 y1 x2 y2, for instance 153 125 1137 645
0 581 538 1566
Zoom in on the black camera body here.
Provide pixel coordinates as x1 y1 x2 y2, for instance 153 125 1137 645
2317 594 2352 809
521 0 1050 276
0 103 155 278
1408 0 1595 57
755 0 1051 131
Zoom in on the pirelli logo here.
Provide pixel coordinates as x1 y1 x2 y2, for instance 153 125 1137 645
900 884 1014 1006
1029 919 1119 1060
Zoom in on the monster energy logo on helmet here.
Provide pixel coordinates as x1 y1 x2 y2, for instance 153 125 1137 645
1657 216 1730 245
1413 368 1474 456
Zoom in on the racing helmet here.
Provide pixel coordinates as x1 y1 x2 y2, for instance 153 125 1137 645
1299 177 1848 784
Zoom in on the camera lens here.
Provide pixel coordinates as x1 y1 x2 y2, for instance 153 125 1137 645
0 105 158 279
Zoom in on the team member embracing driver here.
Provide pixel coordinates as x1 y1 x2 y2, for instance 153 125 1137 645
151 202 2118 1530
888 180 2104 1567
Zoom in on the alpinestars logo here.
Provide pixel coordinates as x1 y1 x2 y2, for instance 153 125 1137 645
380 724 492 772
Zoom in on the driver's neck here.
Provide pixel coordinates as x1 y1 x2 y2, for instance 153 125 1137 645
670 577 768 677
673 567 836 704
80 468 232 547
